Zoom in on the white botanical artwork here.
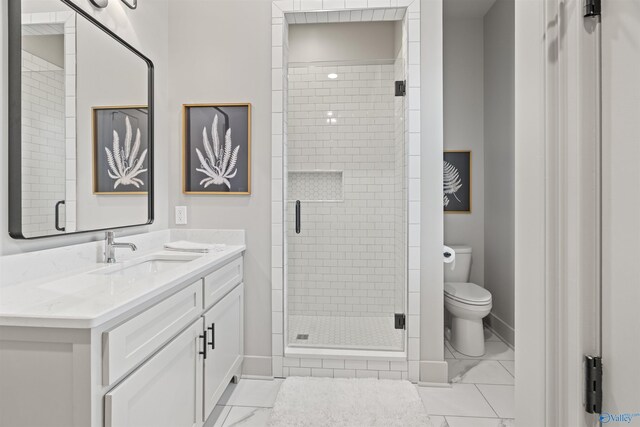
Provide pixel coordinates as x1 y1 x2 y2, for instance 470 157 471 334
443 160 462 208
195 114 240 189
104 116 148 189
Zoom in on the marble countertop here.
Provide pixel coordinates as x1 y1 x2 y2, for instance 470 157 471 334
0 245 245 329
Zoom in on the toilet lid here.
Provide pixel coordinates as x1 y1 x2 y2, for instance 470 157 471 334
445 282 492 305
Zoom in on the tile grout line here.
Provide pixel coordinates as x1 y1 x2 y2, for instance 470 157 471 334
474 384 500 419
224 407 265 427
499 360 515 378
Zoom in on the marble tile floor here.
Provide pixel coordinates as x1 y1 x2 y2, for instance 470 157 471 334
204 379 283 427
205 329 515 426
421 328 516 426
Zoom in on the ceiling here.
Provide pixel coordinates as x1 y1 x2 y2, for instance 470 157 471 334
444 0 497 18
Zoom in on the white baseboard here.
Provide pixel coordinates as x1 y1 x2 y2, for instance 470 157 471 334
417 381 452 388
243 355 273 377
419 360 449 385
486 313 515 348
241 374 275 381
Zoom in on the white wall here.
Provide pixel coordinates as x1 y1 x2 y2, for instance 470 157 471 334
167 0 273 377
483 0 514 345
420 0 448 383
288 22 398 64
443 14 485 286
0 0 169 256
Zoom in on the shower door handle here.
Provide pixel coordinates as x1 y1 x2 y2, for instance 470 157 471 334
295 200 301 234
55 200 65 232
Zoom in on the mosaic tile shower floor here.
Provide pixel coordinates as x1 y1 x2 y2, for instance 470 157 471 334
288 315 404 351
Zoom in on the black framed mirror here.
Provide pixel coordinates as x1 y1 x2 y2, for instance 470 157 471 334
8 0 154 239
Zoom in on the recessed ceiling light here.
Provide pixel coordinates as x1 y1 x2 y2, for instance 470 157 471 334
328 73 338 79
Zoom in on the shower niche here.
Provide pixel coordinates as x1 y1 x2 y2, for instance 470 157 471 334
288 171 344 202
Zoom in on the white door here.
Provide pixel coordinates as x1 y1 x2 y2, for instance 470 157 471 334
104 318 204 427
202 283 244 420
601 0 640 422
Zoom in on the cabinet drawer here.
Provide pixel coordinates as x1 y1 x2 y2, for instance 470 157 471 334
103 282 203 385
204 256 243 309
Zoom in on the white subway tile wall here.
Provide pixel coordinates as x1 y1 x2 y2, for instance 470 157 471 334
286 64 406 325
21 51 66 236
20 14 77 235
280 355 411 380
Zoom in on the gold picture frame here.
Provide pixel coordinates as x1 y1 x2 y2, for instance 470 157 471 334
444 150 472 214
182 103 252 195
92 105 149 195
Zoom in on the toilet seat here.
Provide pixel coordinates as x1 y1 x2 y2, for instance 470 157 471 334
444 282 492 306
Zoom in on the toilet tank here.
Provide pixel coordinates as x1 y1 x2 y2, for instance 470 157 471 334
444 245 472 282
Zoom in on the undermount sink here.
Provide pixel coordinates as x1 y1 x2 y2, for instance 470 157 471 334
93 254 202 279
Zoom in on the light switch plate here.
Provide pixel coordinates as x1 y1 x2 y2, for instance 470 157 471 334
175 206 187 225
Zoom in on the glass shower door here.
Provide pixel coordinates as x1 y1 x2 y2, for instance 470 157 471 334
285 61 407 352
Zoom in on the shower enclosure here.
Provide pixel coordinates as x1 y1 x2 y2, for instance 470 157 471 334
284 25 408 352
271 3 422 381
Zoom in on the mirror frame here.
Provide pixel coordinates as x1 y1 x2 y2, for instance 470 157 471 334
8 0 154 239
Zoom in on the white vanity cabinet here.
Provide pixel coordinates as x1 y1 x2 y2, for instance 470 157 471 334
105 281 244 427
0 252 245 427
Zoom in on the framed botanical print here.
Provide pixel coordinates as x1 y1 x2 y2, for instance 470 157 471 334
443 150 472 213
93 106 149 194
183 103 251 195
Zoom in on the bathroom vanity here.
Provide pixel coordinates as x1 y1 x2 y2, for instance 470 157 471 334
0 245 245 427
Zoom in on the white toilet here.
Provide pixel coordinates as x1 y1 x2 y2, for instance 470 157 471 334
444 245 492 357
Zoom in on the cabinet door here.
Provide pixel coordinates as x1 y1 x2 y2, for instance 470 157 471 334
203 283 244 420
105 318 204 427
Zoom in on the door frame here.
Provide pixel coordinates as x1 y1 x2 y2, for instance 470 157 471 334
516 0 601 425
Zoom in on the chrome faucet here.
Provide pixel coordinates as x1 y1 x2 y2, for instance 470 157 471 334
104 231 137 263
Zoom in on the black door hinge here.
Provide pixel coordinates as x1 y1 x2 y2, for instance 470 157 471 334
394 313 406 330
395 80 406 97
584 0 601 17
585 355 602 414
